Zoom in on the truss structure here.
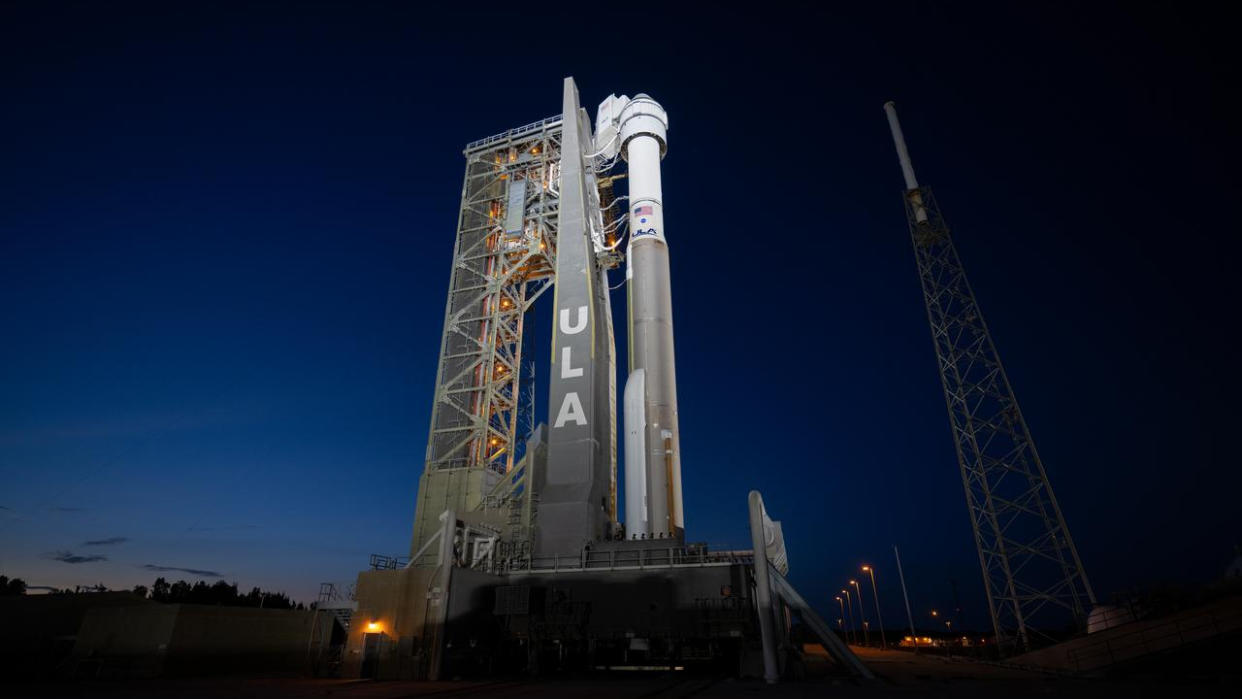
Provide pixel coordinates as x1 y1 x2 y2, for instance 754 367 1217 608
412 117 562 550
904 187 1095 652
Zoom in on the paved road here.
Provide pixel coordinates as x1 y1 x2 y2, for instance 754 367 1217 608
4 646 1236 698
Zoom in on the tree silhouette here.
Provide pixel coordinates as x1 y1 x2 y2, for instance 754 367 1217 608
1 572 301 607
145 577 299 608
0 575 27 596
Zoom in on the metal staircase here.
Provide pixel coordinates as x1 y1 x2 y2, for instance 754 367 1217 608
317 582 356 631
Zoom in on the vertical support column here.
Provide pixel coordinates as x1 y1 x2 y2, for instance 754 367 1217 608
536 78 613 558
425 508 456 681
748 491 780 684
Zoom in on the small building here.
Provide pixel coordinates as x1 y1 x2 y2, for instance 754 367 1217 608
70 602 336 678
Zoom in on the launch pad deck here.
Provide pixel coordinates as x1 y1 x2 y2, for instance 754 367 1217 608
8 647 1189 699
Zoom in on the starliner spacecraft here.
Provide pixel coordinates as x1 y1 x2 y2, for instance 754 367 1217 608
343 78 860 683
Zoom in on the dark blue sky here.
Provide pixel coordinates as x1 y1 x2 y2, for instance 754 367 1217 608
1 2 1238 628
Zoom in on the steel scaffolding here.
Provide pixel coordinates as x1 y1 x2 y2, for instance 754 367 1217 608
411 116 562 553
903 186 1095 653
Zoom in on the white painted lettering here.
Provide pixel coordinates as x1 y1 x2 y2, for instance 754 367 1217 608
554 392 588 427
559 305 588 335
561 346 584 379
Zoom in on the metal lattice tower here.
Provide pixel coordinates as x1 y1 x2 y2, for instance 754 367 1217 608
411 116 563 553
885 103 1095 653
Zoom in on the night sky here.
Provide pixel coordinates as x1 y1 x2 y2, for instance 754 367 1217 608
2 2 1238 630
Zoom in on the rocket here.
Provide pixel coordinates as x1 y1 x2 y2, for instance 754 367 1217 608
616 95 683 540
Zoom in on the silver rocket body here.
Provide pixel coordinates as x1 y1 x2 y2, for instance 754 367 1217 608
619 96 683 539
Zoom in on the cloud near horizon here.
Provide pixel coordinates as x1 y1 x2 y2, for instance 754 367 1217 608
140 564 223 578
50 550 108 564
83 536 129 546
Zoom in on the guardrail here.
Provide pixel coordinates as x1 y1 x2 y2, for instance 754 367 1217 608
369 553 410 570
465 115 561 153
1066 605 1242 672
499 544 753 574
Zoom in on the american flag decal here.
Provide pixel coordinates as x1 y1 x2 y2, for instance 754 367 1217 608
633 205 653 216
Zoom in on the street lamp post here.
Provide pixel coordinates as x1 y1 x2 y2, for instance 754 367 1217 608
850 579 870 647
864 566 884 650
841 589 855 646
864 568 884 650
893 545 919 654
835 595 850 644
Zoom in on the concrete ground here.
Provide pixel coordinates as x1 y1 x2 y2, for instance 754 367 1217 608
4 645 1237 698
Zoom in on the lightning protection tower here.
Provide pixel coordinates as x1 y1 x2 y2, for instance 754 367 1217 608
884 102 1095 653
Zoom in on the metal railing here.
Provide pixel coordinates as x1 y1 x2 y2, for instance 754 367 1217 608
582 546 753 570
367 542 755 576
465 115 561 153
498 544 754 575
1065 605 1242 672
318 582 352 603
369 553 410 570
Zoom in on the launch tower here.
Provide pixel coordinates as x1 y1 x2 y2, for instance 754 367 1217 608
342 79 868 682
884 102 1096 653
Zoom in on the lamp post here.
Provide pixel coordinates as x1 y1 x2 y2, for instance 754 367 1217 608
835 595 851 644
850 579 870 647
893 545 919 654
862 565 888 650
841 589 855 646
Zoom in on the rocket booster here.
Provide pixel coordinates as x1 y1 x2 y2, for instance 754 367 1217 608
619 95 683 539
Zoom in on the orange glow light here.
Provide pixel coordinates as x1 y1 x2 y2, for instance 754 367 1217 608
366 621 381 632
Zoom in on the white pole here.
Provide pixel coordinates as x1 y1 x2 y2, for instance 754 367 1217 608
849 589 864 645
852 579 870 646
893 545 919 653
883 101 919 190
842 588 854 644
883 101 929 223
866 567 888 649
